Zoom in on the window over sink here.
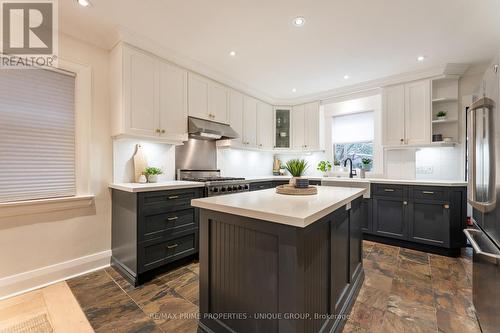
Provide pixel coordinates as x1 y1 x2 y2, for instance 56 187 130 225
332 111 374 169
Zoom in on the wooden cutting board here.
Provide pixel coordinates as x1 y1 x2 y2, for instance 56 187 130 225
133 144 148 183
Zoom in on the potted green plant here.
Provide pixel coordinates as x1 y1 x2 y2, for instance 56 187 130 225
284 159 309 187
317 160 332 177
437 111 447 120
361 158 372 170
144 167 163 183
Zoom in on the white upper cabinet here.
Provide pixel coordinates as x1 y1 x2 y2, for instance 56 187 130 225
292 104 306 150
382 84 406 146
210 82 229 123
382 79 431 146
304 101 323 151
243 96 258 147
123 46 159 137
110 43 188 144
257 101 274 149
405 80 431 145
291 102 323 151
188 73 210 120
159 61 188 142
228 89 244 144
188 72 229 124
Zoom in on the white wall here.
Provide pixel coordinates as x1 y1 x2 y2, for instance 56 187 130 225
0 34 112 298
217 149 275 177
113 140 176 183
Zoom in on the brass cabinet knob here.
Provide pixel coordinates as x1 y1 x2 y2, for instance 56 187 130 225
161 129 166 134
400 138 404 143
156 128 161 133
403 201 408 205
444 204 450 209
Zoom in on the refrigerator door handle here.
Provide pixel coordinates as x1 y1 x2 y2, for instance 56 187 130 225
467 107 477 204
464 229 500 260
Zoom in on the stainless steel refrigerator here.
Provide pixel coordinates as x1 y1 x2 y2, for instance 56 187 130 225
464 56 500 333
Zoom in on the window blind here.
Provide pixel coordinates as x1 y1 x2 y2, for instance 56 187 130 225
332 111 374 144
0 69 76 203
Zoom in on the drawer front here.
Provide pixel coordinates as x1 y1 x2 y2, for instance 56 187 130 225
250 181 274 191
138 208 197 242
372 184 404 198
138 231 198 273
139 188 200 215
412 187 448 202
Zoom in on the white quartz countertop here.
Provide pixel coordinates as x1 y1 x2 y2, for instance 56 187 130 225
191 186 367 228
246 176 466 187
109 181 205 192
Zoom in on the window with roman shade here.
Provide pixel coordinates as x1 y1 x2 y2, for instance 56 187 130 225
0 68 76 203
332 111 374 169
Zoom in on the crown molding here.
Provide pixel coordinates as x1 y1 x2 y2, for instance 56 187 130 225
114 27 276 105
276 63 470 105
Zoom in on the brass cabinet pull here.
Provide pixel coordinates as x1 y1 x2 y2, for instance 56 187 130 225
422 191 435 194
167 216 178 221
168 195 179 199
167 244 178 249
444 204 450 209
384 189 395 192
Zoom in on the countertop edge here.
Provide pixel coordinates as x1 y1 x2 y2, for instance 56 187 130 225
109 182 205 192
191 188 366 228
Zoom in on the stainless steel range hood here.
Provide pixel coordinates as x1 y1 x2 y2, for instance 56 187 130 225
188 117 239 140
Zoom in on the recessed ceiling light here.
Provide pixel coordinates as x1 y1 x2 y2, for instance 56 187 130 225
417 55 425 62
292 88 297 93
344 75 350 80
77 0 91 7
293 17 306 27
229 51 236 57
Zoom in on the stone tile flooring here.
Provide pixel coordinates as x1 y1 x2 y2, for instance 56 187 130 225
67 241 481 333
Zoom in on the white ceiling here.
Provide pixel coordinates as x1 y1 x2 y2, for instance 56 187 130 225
60 0 500 100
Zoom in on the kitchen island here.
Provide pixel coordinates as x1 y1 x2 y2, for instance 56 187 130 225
191 186 367 333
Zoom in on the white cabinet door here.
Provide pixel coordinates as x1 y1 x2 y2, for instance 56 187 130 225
228 89 244 144
382 84 405 146
304 101 321 150
188 73 210 120
243 96 258 147
405 79 431 145
159 61 188 141
123 47 159 136
292 104 306 150
210 82 229 124
257 101 274 149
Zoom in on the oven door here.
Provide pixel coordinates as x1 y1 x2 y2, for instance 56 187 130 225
464 228 500 333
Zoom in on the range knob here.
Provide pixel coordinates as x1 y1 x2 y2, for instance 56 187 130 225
221 187 226 192
213 187 219 193
233 186 238 191
237 185 243 190
244 184 249 190
227 187 232 192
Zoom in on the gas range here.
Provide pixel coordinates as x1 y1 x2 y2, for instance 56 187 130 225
177 169 250 197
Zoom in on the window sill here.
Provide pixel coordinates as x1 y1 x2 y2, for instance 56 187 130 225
0 195 95 218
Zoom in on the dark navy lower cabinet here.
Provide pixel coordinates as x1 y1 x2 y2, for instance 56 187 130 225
111 187 203 285
367 183 467 256
372 196 408 240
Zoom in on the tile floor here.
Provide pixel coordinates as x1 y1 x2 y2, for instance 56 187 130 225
66 241 481 333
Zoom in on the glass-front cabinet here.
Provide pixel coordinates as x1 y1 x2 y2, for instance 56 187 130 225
274 107 291 149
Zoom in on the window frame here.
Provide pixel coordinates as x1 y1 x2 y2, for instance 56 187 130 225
0 59 94 217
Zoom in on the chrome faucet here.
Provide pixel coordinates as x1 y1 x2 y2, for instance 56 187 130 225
344 158 357 178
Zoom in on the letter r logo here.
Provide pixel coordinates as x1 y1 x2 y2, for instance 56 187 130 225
2 1 53 54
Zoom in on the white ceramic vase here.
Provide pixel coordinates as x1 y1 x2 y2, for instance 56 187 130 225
148 174 158 183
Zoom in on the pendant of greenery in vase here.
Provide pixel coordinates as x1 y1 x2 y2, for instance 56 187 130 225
284 159 309 187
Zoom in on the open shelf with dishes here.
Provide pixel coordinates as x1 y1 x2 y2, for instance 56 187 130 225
431 78 459 144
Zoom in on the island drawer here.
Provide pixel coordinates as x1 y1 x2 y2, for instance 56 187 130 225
250 181 275 191
372 184 405 198
138 188 201 215
138 208 198 242
138 230 198 273
411 186 448 201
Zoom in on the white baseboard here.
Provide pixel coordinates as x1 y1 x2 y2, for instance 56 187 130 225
0 250 111 300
